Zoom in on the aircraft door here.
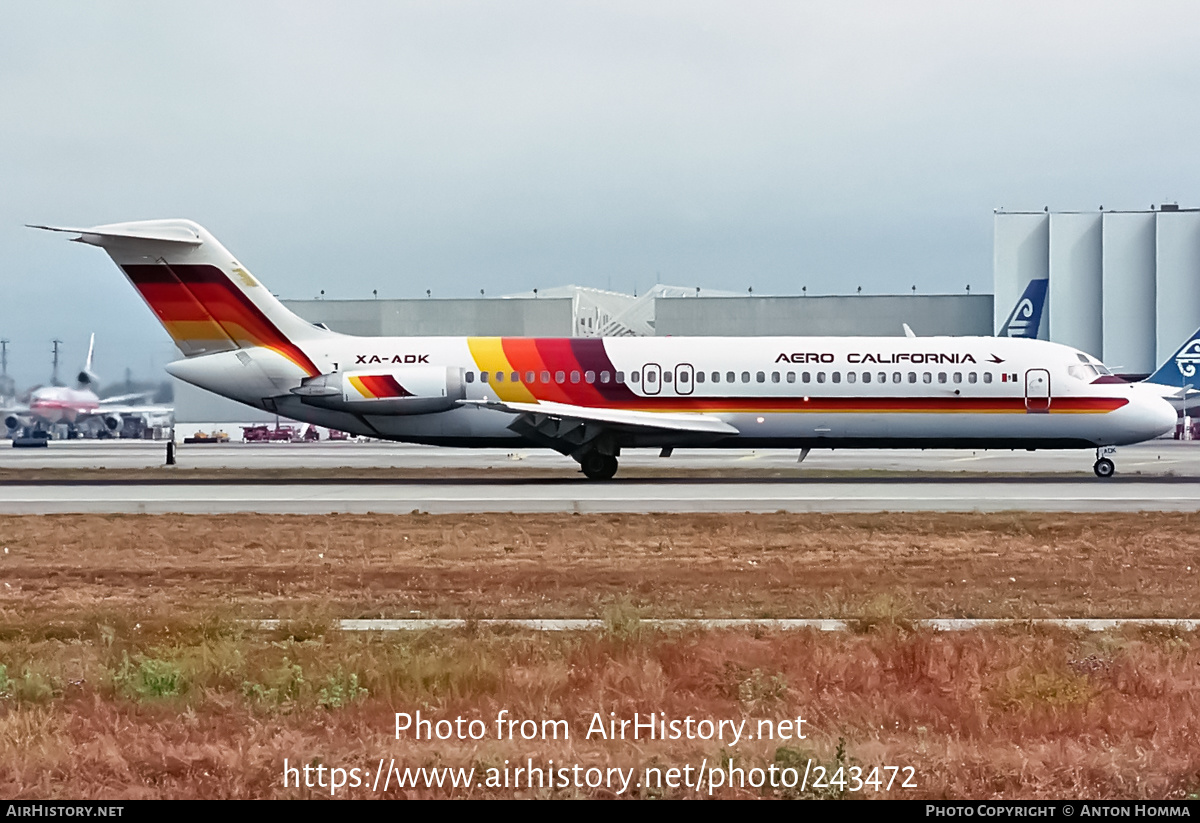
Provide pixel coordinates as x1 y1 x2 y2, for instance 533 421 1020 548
1025 368 1050 413
642 363 662 396
675 364 694 396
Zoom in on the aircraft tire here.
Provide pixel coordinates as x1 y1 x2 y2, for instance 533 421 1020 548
580 451 618 480
1093 458 1115 479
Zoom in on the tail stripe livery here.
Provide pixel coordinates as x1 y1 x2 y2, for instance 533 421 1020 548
120 263 320 376
121 264 239 357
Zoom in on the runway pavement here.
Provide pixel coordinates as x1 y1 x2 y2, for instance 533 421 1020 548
4 436 1200 473
2 438 1198 514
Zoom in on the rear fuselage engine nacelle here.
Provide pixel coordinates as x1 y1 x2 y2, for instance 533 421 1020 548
291 365 465 415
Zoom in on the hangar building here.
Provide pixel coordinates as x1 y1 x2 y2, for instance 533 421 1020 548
994 205 1200 378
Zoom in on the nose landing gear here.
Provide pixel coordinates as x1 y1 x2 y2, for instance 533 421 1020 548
1093 446 1116 479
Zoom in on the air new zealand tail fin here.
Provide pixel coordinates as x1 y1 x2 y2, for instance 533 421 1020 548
1147 325 1200 390
998 278 1048 338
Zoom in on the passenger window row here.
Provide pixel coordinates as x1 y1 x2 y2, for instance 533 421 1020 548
464 369 1008 387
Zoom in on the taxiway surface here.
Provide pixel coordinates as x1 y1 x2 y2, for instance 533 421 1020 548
1 439 1198 514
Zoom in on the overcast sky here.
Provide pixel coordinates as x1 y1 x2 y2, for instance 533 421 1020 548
3 1 1200 387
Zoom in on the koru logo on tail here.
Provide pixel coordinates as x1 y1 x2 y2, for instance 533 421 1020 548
1005 299 1036 336
1176 340 1200 377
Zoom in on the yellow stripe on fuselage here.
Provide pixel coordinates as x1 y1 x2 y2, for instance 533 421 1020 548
467 338 536 403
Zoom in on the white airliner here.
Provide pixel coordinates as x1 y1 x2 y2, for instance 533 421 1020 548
30 220 1178 478
3 334 173 439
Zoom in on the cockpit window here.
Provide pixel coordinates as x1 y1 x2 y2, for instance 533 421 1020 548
1068 364 1099 380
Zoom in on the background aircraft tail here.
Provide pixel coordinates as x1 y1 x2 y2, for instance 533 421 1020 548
998 278 1048 338
76 332 98 388
29 220 326 377
1146 325 1200 389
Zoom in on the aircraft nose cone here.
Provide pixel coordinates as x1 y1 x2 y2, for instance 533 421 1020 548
1144 392 1180 439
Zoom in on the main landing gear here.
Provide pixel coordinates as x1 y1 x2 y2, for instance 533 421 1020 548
579 450 619 480
1093 447 1116 479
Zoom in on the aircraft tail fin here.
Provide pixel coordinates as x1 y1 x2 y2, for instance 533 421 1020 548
998 278 1048 338
76 332 98 388
30 220 327 377
1147 325 1200 389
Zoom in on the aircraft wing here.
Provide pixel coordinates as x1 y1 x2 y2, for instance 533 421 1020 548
459 398 739 436
82 404 174 418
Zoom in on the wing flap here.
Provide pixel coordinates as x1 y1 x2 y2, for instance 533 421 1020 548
461 398 739 436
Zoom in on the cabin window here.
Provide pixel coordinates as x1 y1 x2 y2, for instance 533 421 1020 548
907 372 916 383
662 371 672 383
741 372 751 383
678 371 689 384
584 370 595 384
803 372 812 383
616 371 625 384
646 371 657 384
695 371 705 383
832 372 842 384
786 372 796 384
893 372 901 383
540 371 551 383
527 371 536 384
983 373 992 384
878 372 886 383
847 372 856 384
953 372 962 384
465 372 475 383
630 371 640 383
494 371 504 382
756 371 765 383
968 372 977 384
816 372 826 384
771 371 780 383
481 371 489 383
511 372 519 383
923 372 932 383
600 371 610 383
861 372 871 384
726 372 736 383
710 372 719 383
568 371 579 383
937 372 947 384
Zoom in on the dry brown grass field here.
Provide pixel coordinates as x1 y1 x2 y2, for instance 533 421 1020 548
0 512 1198 799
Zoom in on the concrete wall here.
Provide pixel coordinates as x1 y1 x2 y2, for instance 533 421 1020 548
1102 212 1156 376
654 295 994 337
1155 211 1200 365
172 378 277 424
285 297 575 337
993 212 1049 338
1048 213 1104 358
